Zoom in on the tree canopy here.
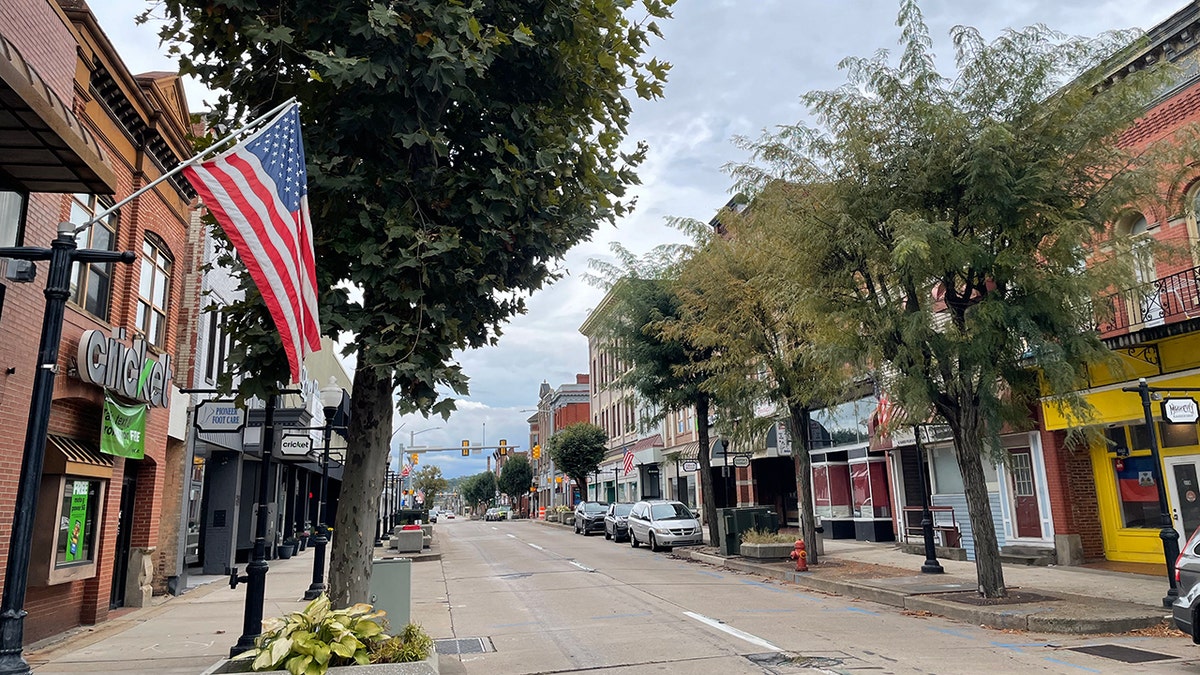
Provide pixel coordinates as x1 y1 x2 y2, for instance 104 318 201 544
151 0 674 605
728 0 1196 596
412 465 448 509
460 471 497 512
498 454 534 507
546 423 607 501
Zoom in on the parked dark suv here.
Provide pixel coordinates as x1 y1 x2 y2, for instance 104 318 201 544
604 502 634 541
573 501 608 536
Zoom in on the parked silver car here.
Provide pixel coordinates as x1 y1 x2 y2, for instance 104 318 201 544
1173 524 1200 641
628 500 703 552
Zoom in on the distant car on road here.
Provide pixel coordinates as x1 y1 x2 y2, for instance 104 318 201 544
429 508 440 523
1173 525 1200 641
573 501 608 536
604 502 634 541
484 508 501 521
627 500 703 552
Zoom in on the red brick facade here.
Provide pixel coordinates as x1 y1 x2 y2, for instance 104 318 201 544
0 1 196 642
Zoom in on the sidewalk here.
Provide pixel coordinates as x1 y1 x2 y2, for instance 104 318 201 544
531 517 1176 633
675 537 1177 634
26 551 320 674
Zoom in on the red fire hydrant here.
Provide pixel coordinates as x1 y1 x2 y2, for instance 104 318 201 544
789 539 808 572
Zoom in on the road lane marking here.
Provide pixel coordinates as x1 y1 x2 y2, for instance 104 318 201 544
695 570 723 579
527 543 545 551
568 560 595 572
506 534 517 538
491 526 498 530
683 611 782 652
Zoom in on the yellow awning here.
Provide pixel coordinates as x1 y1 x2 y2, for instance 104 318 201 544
1042 371 1200 430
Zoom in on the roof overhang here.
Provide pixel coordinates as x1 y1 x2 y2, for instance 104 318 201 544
0 29 116 194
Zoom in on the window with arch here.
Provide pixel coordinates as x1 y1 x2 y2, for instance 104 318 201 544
69 194 117 319
137 234 173 347
1116 210 1163 327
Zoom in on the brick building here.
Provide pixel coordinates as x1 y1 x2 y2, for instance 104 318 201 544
0 0 196 641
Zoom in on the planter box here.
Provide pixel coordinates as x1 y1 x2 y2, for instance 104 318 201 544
739 542 795 559
391 530 423 553
206 647 437 675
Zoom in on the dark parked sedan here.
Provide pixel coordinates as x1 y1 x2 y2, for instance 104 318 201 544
604 502 634 541
573 501 608 535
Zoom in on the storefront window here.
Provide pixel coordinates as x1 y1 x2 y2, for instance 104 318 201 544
850 461 892 519
811 397 873 450
56 478 99 566
1114 456 1163 528
812 463 851 518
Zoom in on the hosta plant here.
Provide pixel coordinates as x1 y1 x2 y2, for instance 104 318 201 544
237 594 431 674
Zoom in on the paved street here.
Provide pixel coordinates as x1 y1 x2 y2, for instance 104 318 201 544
423 518 1200 674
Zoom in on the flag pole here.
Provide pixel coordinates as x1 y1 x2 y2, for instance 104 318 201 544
79 97 299 233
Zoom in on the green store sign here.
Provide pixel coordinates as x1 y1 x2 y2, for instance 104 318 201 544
101 394 147 459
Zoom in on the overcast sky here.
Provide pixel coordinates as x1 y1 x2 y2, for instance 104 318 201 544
91 0 1179 478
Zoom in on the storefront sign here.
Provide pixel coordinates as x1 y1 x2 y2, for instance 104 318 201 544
194 401 246 432
681 460 699 473
733 455 751 468
1162 397 1200 424
76 330 173 407
279 434 312 457
776 421 792 456
101 394 146 459
65 482 89 563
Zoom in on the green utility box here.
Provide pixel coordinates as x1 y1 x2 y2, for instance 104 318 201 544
393 508 429 526
369 557 411 629
717 506 780 556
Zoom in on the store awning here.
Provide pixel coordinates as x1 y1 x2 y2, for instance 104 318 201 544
44 434 113 479
0 30 116 194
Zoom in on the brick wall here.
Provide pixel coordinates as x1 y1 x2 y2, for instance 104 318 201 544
1040 425 1105 559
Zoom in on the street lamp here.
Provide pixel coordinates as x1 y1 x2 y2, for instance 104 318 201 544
912 426 943 575
304 379 343 600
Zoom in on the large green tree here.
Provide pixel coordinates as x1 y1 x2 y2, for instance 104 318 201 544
498 454 534 507
153 0 674 605
729 1 1193 596
460 471 497 513
673 205 850 564
588 248 721 545
546 423 607 501
412 465 448 509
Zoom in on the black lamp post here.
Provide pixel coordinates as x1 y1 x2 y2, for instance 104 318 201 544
912 426 943 574
304 379 342 600
0 224 134 675
1123 377 1195 608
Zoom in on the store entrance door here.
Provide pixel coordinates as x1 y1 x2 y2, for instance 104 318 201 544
109 472 137 609
1166 456 1200 541
1008 448 1041 538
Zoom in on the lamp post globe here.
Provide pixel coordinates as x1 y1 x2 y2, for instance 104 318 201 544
304 378 343 600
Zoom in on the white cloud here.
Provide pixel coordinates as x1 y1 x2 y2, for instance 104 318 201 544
92 0 1183 480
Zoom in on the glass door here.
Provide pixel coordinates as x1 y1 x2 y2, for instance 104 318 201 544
1165 456 1200 541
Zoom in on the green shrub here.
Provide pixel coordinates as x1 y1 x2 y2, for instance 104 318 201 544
740 528 796 545
236 594 432 674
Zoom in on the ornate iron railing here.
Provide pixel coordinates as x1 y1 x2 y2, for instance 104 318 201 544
1096 266 1200 337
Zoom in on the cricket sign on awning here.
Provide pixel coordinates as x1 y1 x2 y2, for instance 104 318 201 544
101 394 147 459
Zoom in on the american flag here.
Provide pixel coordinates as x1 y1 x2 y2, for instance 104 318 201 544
416 489 425 503
623 448 635 476
400 463 411 478
183 103 320 383
876 393 895 435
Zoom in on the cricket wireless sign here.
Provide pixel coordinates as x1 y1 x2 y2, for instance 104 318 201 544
76 330 174 408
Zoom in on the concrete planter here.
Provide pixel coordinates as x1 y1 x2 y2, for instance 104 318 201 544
206 647 437 674
391 529 423 553
739 542 794 559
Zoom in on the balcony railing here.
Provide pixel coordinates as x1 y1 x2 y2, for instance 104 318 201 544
1096 265 1200 338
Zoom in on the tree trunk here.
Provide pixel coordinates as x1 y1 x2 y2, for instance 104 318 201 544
946 405 1007 598
788 403 819 565
696 393 719 546
577 474 587 503
327 353 392 608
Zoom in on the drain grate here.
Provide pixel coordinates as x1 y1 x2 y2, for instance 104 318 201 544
1067 644 1175 663
435 637 494 655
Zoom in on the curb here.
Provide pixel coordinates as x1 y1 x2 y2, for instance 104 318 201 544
676 549 1166 634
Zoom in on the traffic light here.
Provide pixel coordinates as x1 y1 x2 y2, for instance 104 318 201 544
411 452 418 465
461 439 470 457
499 439 507 456
532 444 541 459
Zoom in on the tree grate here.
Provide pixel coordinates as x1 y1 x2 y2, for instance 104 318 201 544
435 637 493 655
1067 644 1175 663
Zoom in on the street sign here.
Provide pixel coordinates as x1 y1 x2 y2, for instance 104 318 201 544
681 460 699 473
194 400 245 432
1163 397 1200 424
732 455 751 468
278 434 312 457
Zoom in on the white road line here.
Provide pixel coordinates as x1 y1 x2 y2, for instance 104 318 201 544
567 560 594 572
506 534 517 539
527 543 545 551
491 526 498 530
683 611 782 652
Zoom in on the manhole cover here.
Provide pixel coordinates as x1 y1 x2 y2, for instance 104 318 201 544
1068 644 1175 663
434 637 494 655
744 652 844 670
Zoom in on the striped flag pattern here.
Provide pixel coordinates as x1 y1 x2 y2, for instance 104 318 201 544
400 463 412 478
183 103 320 383
623 448 635 476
